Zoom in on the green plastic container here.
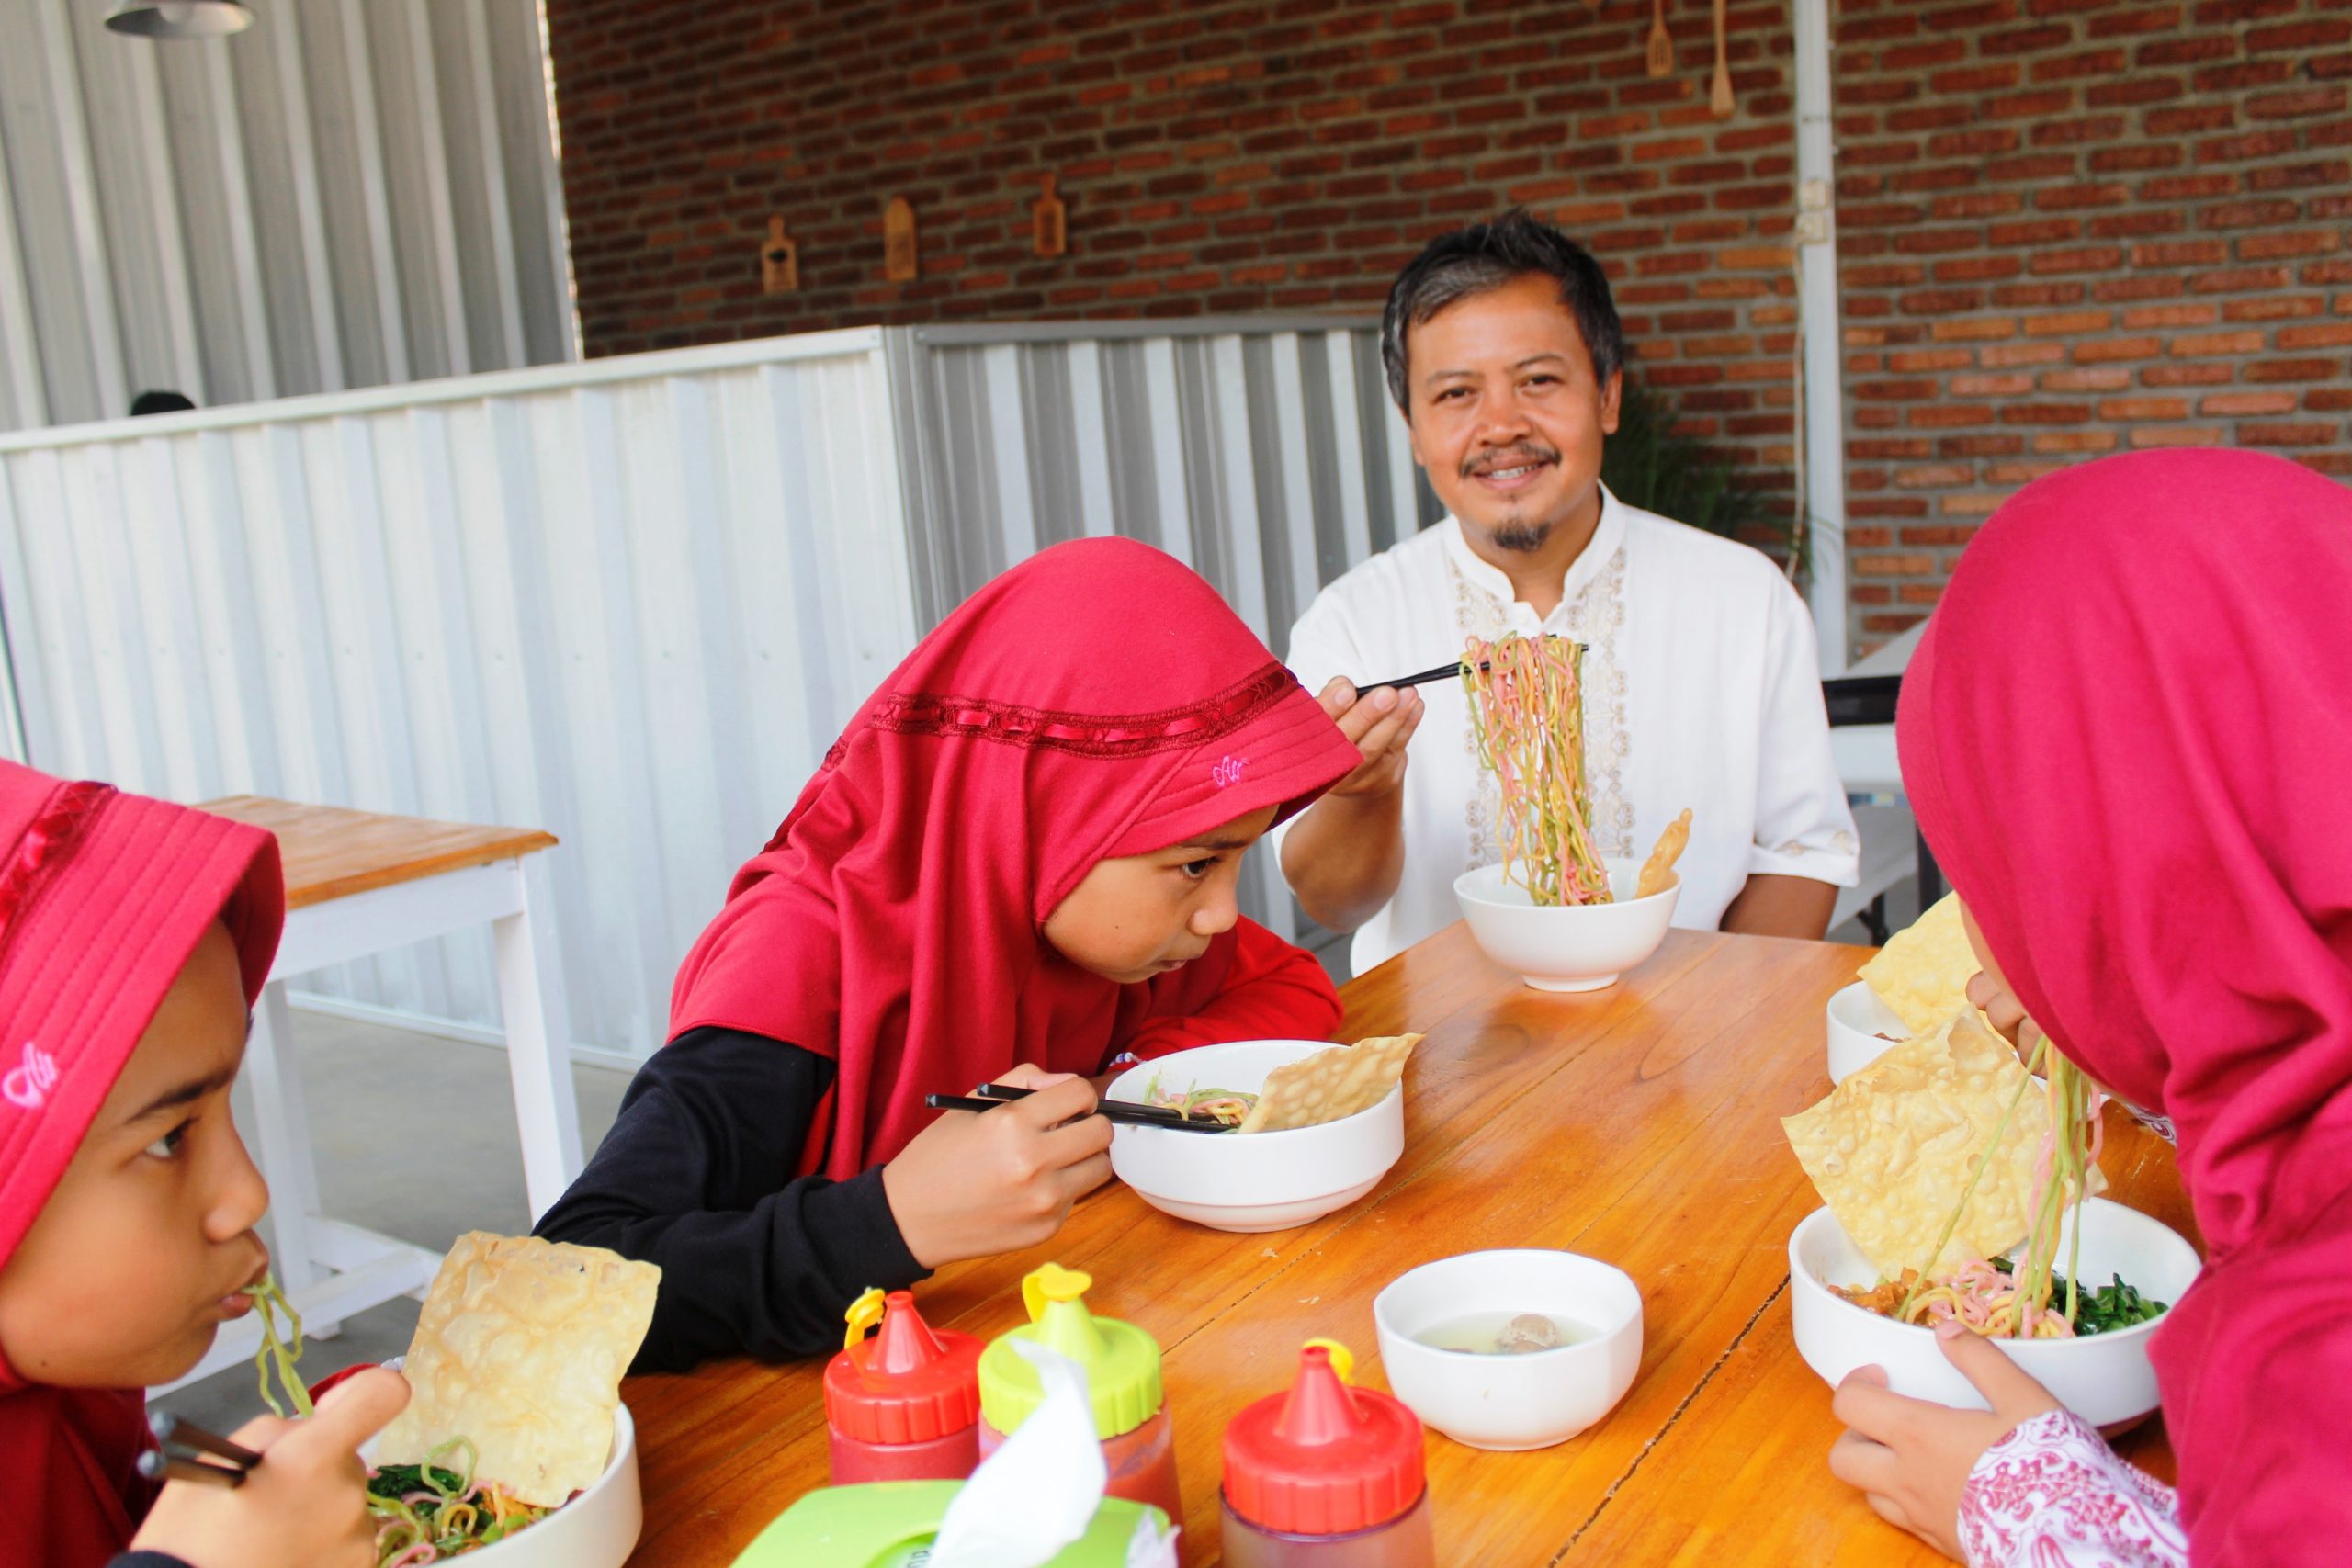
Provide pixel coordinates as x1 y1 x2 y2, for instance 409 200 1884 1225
728 1480 1169 1567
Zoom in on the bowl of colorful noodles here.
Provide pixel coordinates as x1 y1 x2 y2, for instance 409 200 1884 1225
362 1396 639 1566
1781 1003 2200 1428
1105 1037 1415 1233
243 1230 655 1567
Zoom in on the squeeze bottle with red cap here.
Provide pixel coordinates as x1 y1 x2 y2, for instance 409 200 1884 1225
824 1287 985 1484
1221 1339 1435 1567
976 1262 1182 1526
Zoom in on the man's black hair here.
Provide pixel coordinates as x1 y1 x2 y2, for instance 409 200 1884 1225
130 389 196 417
1379 211 1624 411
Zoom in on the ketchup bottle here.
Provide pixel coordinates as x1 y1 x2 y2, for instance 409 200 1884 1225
1221 1340 1434 1566
824 1288 984 1484
976 1263 1182 1527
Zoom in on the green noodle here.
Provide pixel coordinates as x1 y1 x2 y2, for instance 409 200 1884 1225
242 1273 313 1418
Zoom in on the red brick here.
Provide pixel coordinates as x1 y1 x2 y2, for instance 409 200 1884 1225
2200 391 2301 415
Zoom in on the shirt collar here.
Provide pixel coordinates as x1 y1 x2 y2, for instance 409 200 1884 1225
1442 481 1628 626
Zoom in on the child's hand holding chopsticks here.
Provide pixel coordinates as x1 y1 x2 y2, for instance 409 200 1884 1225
129 1365 409 1568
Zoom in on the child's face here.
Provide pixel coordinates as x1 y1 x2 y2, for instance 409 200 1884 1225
1044 805 1282 985
0 920 270 1389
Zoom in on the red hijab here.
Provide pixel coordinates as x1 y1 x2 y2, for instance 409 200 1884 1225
1897 449 2352 1562
0 763 283 1565
670 537 1360 1179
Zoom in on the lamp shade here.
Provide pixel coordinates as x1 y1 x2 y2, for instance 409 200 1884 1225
105 1 255 39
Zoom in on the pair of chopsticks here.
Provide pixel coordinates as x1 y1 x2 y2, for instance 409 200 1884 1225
140 1411 258 1489
925 1082 1232 1134
1352 637 1589 695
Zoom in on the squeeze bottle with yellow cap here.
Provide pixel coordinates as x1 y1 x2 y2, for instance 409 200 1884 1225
824 1288 985 1484
1220 1340 1434 1566
976 1263 1181 1526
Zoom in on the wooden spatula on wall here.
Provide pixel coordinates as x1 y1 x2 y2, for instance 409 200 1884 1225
1647 0 1673 78
1711 0 1735 116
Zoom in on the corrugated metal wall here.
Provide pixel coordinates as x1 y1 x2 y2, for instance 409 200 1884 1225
0 317 1423 1055
0 332 915 1060
888 319 1439 941
0 0 573 434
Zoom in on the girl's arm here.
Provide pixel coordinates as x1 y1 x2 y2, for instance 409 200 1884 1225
1120 917 1343 1061
532 1027 925 1371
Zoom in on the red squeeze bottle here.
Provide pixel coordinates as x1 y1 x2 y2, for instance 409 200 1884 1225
1221 1340 1435 1567
824 1288 985 1484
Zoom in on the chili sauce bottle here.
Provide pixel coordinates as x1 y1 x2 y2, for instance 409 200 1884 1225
823 1287 985 1484
1220 1340 1434 1566
976 1262 1182 1526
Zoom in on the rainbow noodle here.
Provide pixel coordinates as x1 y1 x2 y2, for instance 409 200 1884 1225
1461 634 1611 907
1892 1035 2107 1338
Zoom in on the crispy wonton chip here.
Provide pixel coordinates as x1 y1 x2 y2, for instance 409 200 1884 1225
1781 1011 2103 1279
1235 1033 1420 1134
1636 808 1693 900
374 1233 660 1506
1856 890 1982 1037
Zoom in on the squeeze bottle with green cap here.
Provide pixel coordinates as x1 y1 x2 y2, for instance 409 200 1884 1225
824 1287 985 1484
976 1262 1181 1526
1220 1339 1434 1567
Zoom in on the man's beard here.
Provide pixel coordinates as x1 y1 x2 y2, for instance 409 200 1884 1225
1489 517 1555 553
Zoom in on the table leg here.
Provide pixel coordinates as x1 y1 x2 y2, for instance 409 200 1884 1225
241 981 341 1338
492 853 585 1220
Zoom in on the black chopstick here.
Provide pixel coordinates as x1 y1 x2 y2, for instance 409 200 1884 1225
149 1411 262 1468
968 1080 1221 1128
923 1089 1232 1134
139 1451 248 1488
1352 638 1589 695
141 1413 260 1489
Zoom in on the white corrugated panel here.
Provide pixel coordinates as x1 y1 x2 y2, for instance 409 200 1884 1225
0 333 915 1061
0 0 574 434
888 319 1440 939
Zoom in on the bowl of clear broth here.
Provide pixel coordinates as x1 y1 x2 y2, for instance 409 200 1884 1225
1373 1248 1643 1450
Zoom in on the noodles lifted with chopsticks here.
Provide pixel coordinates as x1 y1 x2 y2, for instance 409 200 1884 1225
244 1273 313 1417
1461 633 1611 907
1883 1038 2116 1338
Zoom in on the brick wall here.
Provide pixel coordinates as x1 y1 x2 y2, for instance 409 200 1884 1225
543 0 1810 545
1834 0 2352 648
544 0 2352 656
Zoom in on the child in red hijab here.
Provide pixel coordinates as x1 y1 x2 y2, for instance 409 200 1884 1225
0 764 411 1567
1827 449 2352 1566
537 537 1363 1369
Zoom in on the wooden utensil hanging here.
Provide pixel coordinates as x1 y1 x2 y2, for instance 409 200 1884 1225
1647 0 1673 79
760 216 798 294
1710 0 1735 117
884 197 919 282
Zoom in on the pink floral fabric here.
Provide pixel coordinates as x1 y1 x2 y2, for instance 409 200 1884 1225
1960 1410 2188 1567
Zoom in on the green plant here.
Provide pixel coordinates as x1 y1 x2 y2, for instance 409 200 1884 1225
1601 375 1800 574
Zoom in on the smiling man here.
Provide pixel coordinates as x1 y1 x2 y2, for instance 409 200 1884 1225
1275 213 1856 972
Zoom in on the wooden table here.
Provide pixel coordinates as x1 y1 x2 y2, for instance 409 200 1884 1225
155 796 583 1395
622 926 2191 1565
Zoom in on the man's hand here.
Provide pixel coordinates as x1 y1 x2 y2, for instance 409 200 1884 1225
1317 678 1424 800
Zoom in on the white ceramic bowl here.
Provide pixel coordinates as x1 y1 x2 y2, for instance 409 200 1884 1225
1826 979 1911 1083
1789 1199 2201 1427
1373 1249 1644 1450
1453 858 1678 992
364 1400 640 1568
1106 1040 1404 1233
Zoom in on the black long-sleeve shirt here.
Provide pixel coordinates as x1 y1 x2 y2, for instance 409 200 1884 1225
533 1026 927 1372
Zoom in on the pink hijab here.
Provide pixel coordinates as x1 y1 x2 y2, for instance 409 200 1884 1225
1897 449 2352 1563
0 764 283 1564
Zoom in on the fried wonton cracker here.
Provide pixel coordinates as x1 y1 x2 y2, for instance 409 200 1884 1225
1235 1033 1421 1134
1781 1011 2103 1279
1856 890 1982 1037
1636 808 1693 899
374 1233 660 1506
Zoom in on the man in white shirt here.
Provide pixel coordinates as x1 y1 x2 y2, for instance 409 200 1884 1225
1276 213 1856 975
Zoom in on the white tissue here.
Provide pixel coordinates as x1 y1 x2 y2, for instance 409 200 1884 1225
1124 1507 1180 1568
926 1339 1111 1568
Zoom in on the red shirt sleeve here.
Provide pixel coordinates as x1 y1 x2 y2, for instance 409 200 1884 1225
1118 918 1342 1062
